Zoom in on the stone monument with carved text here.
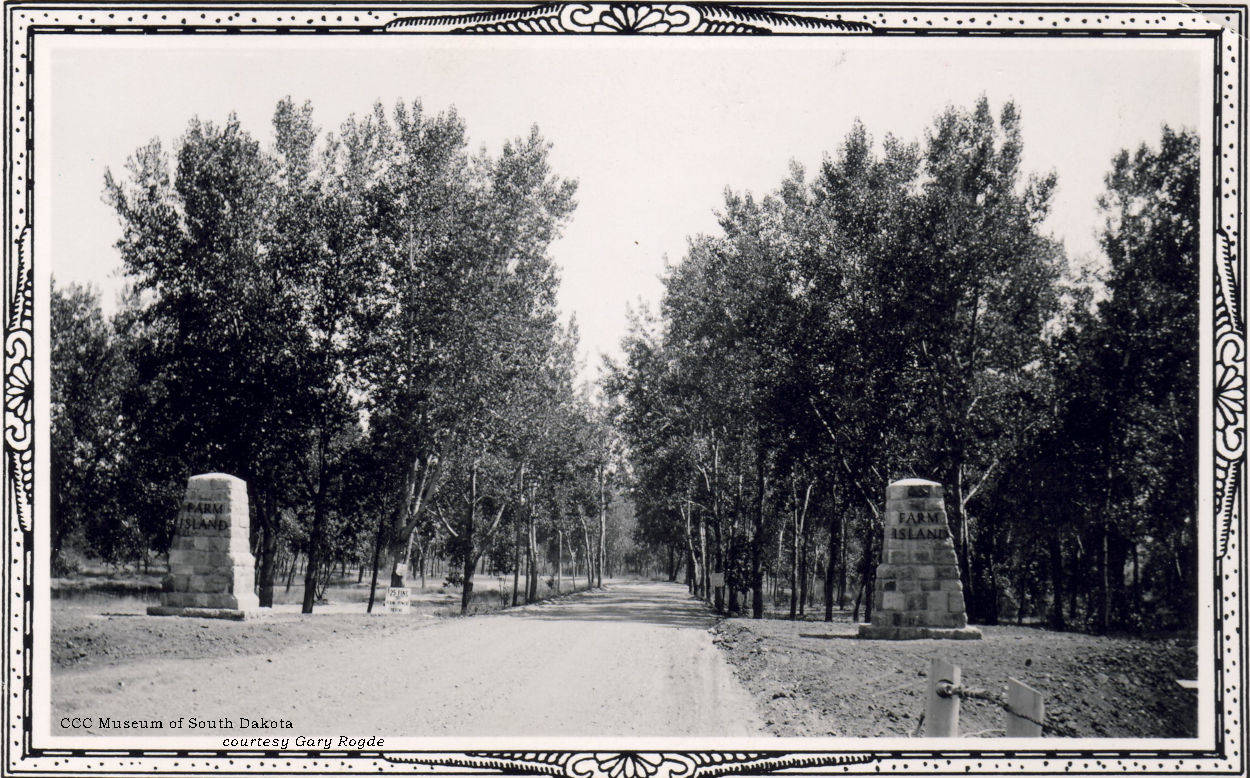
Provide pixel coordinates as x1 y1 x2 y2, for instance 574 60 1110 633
147 473 259 620
857 478 981 639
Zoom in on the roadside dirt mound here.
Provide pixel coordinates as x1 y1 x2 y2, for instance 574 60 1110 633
52 583 600 671
52 611 436 670
712 616 1197 738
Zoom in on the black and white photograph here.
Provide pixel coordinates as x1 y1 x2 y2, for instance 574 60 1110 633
3 2 1246 776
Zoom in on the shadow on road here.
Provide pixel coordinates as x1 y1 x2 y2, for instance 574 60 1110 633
503 581 715 629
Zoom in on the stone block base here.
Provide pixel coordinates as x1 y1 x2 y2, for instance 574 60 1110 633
147 605 261 621
159 591 260 609
857 623 983 640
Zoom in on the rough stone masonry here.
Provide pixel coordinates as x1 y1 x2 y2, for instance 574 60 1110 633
857 478 981 639
147 473 259 620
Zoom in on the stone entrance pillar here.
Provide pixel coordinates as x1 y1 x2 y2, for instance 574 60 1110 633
857 478 981 639
147 473 259 620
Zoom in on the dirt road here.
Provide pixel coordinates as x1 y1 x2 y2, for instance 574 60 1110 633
53 581 763 737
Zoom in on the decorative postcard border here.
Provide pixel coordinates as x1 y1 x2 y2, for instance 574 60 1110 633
3 2 1244 776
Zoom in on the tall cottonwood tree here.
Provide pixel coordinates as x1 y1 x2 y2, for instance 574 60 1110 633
268 98 387 613
354 107 577 607
902 100 1064 619
106 118 311 596
50 282 130 568
1089 126 1200 629
795 124 923 620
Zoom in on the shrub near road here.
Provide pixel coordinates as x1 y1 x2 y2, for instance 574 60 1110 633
713 616 1197 738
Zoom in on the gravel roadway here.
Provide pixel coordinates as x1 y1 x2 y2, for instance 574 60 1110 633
53 581 763 737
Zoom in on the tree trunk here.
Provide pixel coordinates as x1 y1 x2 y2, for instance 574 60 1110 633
1184 504 1198 629
838 512 847 606
1107 529 1129 629
946 465 973 619
1047 530 1066 630
527 515 539 602
788 501 799 620
698 505 710 602
751 441 766 619
683 500 700 597
824 508 839 621
711 522 724 612
381 451 441 591
301 495 327 614
1131 541 1141 622
861 507 876 623
775 512 785 607
709 443 724 611
460 473 477 615
1095 466 1117 633
1067 554 1080 628
524 517 534 602
512 508 521 606
256 492 278 608
798 510 810 617
597 467 607 588
1099 519 1110 633
365 507 386 613
582 523 595 590
461 549 475 613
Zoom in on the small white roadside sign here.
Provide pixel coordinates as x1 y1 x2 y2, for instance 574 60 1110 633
385 586 411 614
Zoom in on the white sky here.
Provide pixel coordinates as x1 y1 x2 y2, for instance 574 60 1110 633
39 36 1208 381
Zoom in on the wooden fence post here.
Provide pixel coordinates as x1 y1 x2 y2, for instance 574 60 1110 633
1005 678 1044 737
924 657 960 737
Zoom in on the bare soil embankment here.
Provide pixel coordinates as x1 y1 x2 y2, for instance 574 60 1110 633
52 579 594 672
52 610 439 671
712 615 1197 738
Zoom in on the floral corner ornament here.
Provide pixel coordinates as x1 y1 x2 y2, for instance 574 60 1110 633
5 226 32 533
584 753 666 778
1216 229 1245 560
384 3 875 34
579 4 693 33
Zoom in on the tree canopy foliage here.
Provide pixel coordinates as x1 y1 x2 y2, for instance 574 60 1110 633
53 98 624 612
606 100 1199 631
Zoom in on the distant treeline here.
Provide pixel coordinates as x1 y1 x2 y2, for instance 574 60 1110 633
51 98 639 613
604 99 1198 632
